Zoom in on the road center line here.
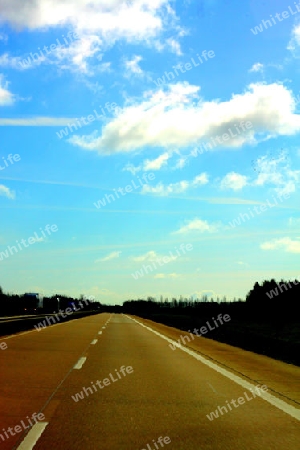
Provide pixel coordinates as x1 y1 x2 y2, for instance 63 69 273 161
16 422 49 450
73 357 87 370
126 315 300 422
98 331 102 335
91 339 98 345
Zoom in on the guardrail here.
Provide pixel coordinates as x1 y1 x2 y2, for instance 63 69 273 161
0 310 101 336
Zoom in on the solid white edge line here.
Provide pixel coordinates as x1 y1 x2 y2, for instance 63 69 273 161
126 315 300 422
91 339 98 345
16 422 49 450
73 356 87 370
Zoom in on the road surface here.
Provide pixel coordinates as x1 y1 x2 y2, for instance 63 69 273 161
0 313 299 449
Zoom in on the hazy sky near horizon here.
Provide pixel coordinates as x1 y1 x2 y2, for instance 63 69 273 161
0 0 300 304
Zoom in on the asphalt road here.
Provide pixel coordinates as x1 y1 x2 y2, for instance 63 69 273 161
0 313 299 450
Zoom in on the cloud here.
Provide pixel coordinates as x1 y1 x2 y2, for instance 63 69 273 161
165 37 182 55
0 117 82 126
122 152 170 174
0 53 27 70
0 32 7 42
68 82 300 154
143 152 170 170
0 0 182 52
173 218 219 234
193 173 208 186
219 153 299 196
131 251 161 262
95 251 121 262
124 55 144 76
154 273 180 279
260 237 300 253
288 217 300 227
249 62 264 73
173 157 187 169
287 24 300 55
0 74 15 105
53 34 103 74
252 152 300 195
220 172 248 191
122 163 142 175
141 172 208 196
0 184 15 199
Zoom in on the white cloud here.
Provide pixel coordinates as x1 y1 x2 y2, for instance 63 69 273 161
288 24 300 55
53 34 103 74
68 82 300 154
173 218 219 234
0 53 26 70
193 173 208 186
0 32 7 42
249 62 264 73
131 251 162 262
0 1 183 74
0 184 15 199
0 1 182 53
154 273 180 279
122 152 170 174
124 55 144 76
96 251 121 262
0 117 83 126
260 237 300 254
143 152 169 170
141 172 208 196
288 217 300 227
220 172 248 191
173 157 187 169
165 37 182 55
142 180 188 195
0 74 15 105
252 153 300 195
122 163 141 175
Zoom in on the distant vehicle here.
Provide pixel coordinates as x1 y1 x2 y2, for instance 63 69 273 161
23 293 40 313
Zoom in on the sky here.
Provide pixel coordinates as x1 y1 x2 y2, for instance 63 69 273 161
0 0 300 305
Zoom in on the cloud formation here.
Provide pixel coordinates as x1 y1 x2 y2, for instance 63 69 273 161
141 172 208 195
68 82 300 154
0 74 15 105
96 251 121 262
0 184 15 199
173 218 219 234
261 237 300 253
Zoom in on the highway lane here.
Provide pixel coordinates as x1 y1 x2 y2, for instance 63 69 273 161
1 313 300 449
0 313 110 449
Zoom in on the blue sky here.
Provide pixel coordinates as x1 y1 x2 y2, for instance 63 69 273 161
0 0 300 304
